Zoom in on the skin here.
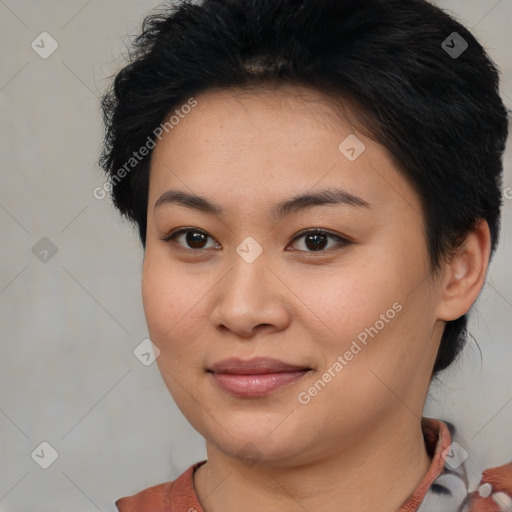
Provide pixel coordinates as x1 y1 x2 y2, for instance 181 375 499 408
141 85 490 512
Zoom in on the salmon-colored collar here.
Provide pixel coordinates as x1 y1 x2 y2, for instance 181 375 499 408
398 417 453 511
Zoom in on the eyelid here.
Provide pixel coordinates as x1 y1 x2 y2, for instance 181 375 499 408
160 227 351 252
289 228 350 243
160 227 219 249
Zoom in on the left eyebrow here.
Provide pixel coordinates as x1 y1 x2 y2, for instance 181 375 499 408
271 187 372 220
154 187 372 220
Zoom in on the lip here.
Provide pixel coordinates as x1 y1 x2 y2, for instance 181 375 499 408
208 357 312 397
209 357 311 374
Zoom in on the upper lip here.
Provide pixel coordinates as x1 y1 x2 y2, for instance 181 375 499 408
209 357 311 375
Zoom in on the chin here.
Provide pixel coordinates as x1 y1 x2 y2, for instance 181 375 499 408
204 425 315 467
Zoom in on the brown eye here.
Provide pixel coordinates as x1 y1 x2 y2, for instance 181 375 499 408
288 230 350 253
161 228 220 250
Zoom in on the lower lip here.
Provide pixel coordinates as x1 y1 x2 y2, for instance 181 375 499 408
210 370 310 397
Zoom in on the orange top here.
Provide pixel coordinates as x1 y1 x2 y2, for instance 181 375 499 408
115 417 512 512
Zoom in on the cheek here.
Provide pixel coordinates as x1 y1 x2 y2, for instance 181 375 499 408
142 258 196 348
298 253 432 378
141 259 208 410
142 261 174 338
289 263 405 352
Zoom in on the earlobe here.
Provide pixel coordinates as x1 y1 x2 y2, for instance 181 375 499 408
437 219 492 322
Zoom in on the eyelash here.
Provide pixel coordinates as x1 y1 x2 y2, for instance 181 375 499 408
160 227 351 254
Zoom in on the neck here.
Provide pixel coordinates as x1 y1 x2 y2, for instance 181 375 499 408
194 413 432 512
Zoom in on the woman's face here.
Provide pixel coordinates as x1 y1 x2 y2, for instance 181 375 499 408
142 85 446 465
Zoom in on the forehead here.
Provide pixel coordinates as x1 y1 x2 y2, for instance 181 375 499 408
157 84 356 143
148 85 421 220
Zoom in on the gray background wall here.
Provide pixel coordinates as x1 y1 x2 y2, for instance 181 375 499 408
0 1 511 510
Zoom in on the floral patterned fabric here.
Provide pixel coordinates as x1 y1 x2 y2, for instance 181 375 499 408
402 419 512 512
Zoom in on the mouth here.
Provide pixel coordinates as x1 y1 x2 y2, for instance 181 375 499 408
208 357 313 397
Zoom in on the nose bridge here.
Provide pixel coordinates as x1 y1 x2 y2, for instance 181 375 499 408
235 234 265 266
211 240 290 335
226 239 269 302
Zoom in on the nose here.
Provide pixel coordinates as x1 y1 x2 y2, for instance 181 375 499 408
210 249 292 339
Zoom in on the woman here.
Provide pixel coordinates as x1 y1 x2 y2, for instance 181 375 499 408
98 0 512 510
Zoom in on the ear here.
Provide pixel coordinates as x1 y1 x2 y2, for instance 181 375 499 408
437 219 492 322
